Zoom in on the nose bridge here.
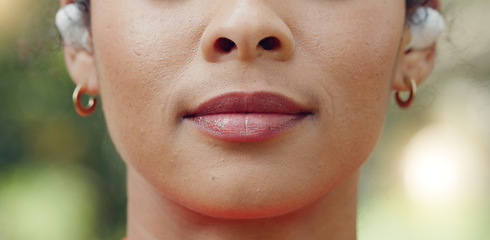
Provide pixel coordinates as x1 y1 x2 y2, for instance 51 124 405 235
200 0 295 62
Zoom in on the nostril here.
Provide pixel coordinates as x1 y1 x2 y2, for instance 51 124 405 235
258 36 280 51
215 37 236 53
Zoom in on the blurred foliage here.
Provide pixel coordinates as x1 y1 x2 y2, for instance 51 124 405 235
359 0 490 239
0 0 126 239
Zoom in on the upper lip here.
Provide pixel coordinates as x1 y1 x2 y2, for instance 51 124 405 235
184 91 312 117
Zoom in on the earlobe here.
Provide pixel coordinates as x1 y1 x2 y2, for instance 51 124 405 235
64 46 99 94
393 44 436 91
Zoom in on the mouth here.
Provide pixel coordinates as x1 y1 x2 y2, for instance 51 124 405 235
183 92 313 142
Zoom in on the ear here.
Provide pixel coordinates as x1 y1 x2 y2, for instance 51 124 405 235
392 36 436 91
60 0 98 94
393 0 440 91
64 44 98 94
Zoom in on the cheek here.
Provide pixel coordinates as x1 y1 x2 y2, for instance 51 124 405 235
299 6 403 92
295 4 405 164
90 1 204 166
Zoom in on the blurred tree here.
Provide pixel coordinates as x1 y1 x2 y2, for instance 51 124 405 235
0 0 127 239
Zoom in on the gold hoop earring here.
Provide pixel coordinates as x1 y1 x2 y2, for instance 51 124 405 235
73 84 97 116
395 78 417 108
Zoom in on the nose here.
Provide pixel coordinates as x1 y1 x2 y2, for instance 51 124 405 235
200 1 295 62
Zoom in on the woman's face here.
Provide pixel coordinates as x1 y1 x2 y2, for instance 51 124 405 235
90 0 408 218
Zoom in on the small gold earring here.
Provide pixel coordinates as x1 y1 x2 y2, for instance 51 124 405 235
395 78 417 108
72 83 97 116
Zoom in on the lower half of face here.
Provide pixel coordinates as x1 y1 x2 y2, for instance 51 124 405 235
91 0 406 218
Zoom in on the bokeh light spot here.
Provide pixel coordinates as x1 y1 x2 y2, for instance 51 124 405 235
402 124 483 206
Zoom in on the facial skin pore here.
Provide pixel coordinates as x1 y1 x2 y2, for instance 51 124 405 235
62 0 437 239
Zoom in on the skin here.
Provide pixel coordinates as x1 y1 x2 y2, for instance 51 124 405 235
62 0 438 239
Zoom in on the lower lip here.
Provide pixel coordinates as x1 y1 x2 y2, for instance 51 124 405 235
189 113 307 142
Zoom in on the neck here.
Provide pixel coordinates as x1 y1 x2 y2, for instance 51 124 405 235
126 167 359 240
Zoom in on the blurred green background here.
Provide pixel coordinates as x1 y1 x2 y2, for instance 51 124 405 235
0 0 489 239
0 0 126 239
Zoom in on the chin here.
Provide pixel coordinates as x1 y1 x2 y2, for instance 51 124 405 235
169 174 334 220
144 140 357 220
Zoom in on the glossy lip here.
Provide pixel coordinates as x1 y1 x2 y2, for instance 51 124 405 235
183 92 312 142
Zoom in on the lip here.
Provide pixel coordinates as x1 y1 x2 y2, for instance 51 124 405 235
184 92 312 142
